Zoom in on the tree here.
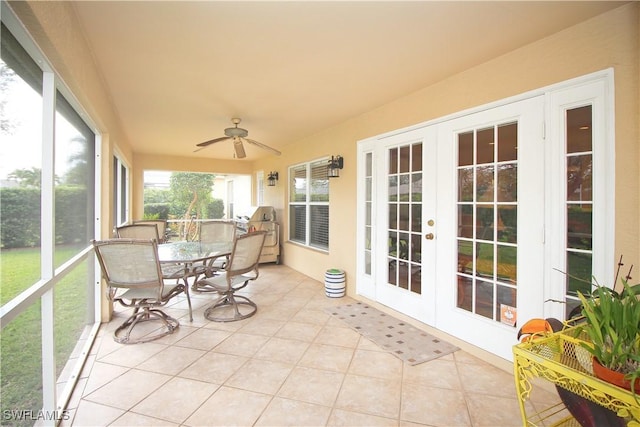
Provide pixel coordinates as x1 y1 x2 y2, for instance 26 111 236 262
61 135 90 186
7 167 49 188
169 172 215 238
0 63 17 136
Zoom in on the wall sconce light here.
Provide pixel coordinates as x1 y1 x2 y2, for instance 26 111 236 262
267 171 279 186
327 155 344 178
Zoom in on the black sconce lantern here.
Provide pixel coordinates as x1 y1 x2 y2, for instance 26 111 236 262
327 155 344 178
267 171 279 186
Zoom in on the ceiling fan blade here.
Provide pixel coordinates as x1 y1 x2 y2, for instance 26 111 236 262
233 138 246 159
196 136 230 147
245 138 281 156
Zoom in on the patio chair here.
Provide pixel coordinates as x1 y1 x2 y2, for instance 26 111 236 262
191 220 237 292
133 219 168 243
115 223 161 241
196 230 267 322
116 223 189 303
92 238 187 344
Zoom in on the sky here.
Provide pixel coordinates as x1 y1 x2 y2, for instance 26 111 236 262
1 71 83 181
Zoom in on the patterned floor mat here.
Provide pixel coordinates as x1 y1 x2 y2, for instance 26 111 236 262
326 302 459 365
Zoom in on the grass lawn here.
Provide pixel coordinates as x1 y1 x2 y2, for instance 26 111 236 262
1 245 90 427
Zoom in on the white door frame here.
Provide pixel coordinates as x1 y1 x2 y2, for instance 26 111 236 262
356 69 615 361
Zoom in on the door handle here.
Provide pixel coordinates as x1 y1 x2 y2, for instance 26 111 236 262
425 233 434 240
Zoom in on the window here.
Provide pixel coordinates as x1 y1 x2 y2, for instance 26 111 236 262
113 155 129 227
289 159 329 250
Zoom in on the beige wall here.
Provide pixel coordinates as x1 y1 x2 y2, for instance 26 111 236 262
10 2 639 296
253 3 640 290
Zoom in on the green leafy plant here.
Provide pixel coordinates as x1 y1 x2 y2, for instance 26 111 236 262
577 277 640 396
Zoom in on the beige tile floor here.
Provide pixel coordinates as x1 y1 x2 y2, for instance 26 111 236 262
64 264 564 427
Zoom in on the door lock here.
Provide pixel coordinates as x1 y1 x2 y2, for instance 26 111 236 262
425 233 434 240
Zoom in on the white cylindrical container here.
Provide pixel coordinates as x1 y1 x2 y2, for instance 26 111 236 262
325 269 346 298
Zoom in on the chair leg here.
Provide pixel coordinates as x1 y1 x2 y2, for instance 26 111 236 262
114 307 179 344
204 292 257 322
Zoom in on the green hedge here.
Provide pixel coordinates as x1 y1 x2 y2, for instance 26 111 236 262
1 187 89 249
143 203 170 219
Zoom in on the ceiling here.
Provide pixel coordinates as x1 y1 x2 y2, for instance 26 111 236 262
71 1 624 161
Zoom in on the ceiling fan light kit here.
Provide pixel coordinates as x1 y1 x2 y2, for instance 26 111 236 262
194 117 281 159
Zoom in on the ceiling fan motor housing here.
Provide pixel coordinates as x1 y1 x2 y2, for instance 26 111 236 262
225 127 248 138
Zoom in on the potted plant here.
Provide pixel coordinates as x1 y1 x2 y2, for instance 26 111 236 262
576 276 640 397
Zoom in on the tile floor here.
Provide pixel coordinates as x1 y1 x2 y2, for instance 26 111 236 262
64 264 564 426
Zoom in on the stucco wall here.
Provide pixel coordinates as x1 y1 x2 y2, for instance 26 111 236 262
253 3 639 290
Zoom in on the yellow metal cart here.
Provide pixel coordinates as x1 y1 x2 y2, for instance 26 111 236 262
513 326 640 426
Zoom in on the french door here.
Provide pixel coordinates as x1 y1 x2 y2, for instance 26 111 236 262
434 97 544 360
371 127 438 325
358 97 545 360
357 72 613 361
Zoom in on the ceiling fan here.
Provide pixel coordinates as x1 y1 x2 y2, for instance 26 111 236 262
194 118 281 158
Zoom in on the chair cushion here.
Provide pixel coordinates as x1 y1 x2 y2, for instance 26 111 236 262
118 283 182 301
196 272 254 291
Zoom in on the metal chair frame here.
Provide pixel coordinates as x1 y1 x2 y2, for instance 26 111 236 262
133 219 169 243
197 231 267 322
93 238 187 344
191 220 237 292
115 223 161 241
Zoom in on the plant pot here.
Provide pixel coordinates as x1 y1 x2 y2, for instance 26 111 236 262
592 358 639 393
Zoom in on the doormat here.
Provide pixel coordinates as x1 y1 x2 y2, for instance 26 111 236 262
325 302 458 365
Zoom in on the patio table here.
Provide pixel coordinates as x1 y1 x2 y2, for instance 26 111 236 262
157 241 233 321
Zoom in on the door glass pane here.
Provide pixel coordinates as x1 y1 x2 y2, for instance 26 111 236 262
387 142 422 295
567 106 592 153
565 105 593 314
458 132 474 166
476 280 494 319
497 244 517 284
567 204 592 250
412 143 422 171
497 164 517 202
497 122 518 162
567 155 592 201
476 205 494 240
411 173 421 202
388 204 397 229
497 206 517 243
477 127 495 164
456 122 518 324
476 242 494 279
389 148 398 174
399 146 410 173
567 251 592 297
364 152 373 275
399 204 409 231
458 168 473 202
411 204 421 233
476 166 494 202
458 205 473 238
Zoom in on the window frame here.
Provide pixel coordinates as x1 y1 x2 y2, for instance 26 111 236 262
288 157 330 251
